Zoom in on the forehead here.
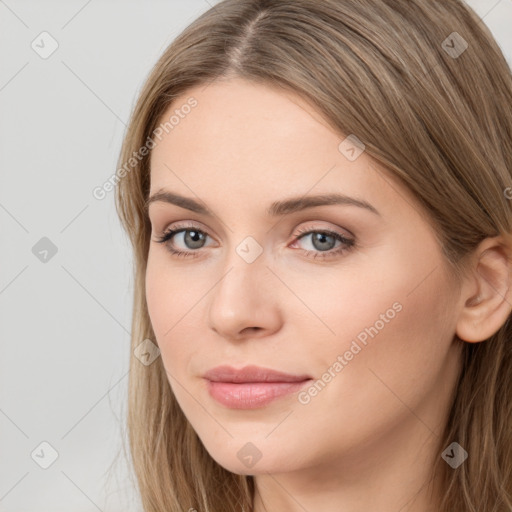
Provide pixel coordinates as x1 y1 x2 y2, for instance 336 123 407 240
148 78 417 221
151 78 339 168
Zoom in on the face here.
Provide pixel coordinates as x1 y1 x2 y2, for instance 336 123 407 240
145 77 464 476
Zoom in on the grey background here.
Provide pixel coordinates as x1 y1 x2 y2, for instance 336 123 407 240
0 1 510 510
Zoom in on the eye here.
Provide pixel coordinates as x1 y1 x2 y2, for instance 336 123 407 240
290 226 355 260
154 222 211 259
153 223 356 260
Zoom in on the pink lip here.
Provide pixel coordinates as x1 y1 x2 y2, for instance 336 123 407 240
203 365 313 409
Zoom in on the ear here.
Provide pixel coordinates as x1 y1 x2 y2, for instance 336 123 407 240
456 236 512 343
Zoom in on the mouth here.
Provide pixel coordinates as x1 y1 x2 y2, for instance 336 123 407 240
203 365 313 409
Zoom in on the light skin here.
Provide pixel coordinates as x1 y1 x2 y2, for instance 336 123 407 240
144 77 512 512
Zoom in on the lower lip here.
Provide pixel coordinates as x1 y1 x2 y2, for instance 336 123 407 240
206 379 312 409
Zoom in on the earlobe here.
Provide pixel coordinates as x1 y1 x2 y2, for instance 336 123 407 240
455 236 512 343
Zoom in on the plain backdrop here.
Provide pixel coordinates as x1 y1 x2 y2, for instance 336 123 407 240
0 1 511 510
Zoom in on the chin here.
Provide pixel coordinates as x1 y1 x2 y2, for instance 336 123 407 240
203 443 297 476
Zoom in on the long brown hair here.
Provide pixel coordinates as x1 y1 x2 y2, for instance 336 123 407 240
114 1 512 510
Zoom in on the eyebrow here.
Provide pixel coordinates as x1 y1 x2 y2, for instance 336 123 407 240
145 190 380 217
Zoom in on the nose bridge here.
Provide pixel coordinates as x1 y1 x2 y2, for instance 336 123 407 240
217 231 268 290
211 239 266 315
207 237 281 338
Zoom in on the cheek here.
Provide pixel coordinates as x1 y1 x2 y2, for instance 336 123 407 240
145 255 168 337
326 238 456 358
145 255 181 355
145 254 207 371
288 270 458 460
315 265 457 417
304 246 457 400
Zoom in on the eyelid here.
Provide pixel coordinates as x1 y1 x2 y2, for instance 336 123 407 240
157 221 352 243
290 225 354 253
292 221 354 240
157 221 217 246
155 220 214 240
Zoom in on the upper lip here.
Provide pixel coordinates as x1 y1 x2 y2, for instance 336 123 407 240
203 365 312 383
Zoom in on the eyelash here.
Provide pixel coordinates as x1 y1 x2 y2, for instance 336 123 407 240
154 222 355 261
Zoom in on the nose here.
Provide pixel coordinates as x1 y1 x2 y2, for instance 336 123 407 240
207 257 283 342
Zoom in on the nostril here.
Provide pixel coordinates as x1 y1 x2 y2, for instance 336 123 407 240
244 327 262 334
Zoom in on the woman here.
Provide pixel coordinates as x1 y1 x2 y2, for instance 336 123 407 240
114 0 512 510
